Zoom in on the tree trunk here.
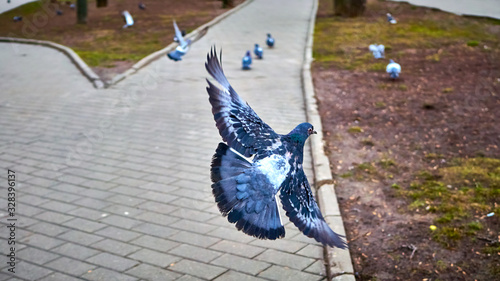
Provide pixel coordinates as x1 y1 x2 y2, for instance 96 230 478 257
77 0 87 24
334 0 366 17
222 0 234 9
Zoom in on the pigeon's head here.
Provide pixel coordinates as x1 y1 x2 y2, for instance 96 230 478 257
246 50 251 56
288 123 317 144
267 33 272 37
389 59 395 64
255 44 259 47
387 13 391 16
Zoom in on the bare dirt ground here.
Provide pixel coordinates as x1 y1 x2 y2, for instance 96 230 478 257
0 0 242 80
313 1 500 280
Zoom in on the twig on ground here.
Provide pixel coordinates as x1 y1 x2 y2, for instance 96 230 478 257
401 244 418 259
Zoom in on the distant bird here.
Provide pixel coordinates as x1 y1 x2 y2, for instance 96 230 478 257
167 21 192 61
173 30 186 43
205 47 348 249
266 33 275 48
386 59 401 79
254 44 263 59
69 3 75 9
242 51 252 70
138 2 146 10
13 16 22 22
387 13 397 24
369 44 385 59
56 10 63 15
122 11 134 28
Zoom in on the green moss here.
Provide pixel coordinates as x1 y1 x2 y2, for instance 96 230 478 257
348 126 363 133
391 183 401 189
379 159 396 169
442 87 454 93
374 101 386 108
361 138 375 146
467 40 479 47
436 260 447 271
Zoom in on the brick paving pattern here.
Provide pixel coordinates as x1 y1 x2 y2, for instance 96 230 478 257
0 0 334 280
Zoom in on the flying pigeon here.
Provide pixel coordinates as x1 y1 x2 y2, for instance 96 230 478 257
167 21 192 61
369 44 385 59
13 16 22 22
173 30 186 43
242 51 252 70
387 13 397 24
205 47 348 249
254 44 263 59
266 33 275 48
122 11 134 28
386 59 401 79
138 2 146 10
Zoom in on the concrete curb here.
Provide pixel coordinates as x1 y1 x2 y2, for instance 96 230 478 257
0 37 105 89
108 0 255 86
301 0 355 280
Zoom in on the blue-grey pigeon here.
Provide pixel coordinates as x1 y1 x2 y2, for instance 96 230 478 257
266 33 275 48
387 13 397 24
122 11 134 28
167 20 192 61
369 44 385 59
254 44 263 59
242 51 252 70
205 48 348 249
386 59 401 79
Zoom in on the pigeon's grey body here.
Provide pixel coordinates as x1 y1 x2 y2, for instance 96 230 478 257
254 44 263 59
386 59 401 79
369 44 385 59
242 51 252 70
167 21 192 61
387 13 397 24
266 34 275 48
205 48 347 249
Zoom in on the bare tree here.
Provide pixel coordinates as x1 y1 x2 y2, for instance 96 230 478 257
77 0 87 24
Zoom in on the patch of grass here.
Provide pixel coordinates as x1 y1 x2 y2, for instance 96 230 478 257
398 157 499 247
374 101 386 108
391 183 401 189
379 158 396 169
398 84 408 91
361 138 375 146
467 40 480 47
436 260 448 271
425 52 441 62
442 87 454 93
348 126 363 133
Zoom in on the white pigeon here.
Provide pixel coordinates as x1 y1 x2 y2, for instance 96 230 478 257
167 21 192 61
122 11 134 28
386 59 401 79
369 44 385 59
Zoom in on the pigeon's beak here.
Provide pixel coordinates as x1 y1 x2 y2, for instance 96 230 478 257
312 130 317 135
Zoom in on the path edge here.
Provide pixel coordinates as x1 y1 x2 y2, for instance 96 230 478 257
301 0 355 280
0 36 105 89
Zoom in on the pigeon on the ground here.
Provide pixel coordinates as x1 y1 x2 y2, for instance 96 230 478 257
242 51 252 70
167 21 192 61
122 11 134 28
138 2 146 10
369 44 385 59
254 44 263 59
56 10 63 15
13 16 22 22
205 47 348 249
386 59 401 79
69 3 75 9
266 33 275 48
387 13 397 24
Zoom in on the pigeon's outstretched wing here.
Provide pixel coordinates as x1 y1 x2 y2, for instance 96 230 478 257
173 20 187 48
205 47 279 157
280 169 348 249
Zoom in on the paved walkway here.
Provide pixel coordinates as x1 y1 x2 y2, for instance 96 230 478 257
0 0 349 280
390 0 500 19
0 0 39 14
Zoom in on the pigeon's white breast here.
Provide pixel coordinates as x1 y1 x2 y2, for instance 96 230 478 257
256 154 290 190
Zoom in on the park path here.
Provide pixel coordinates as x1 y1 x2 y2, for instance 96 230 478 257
390 0 500 19
0 0 351 280
0 0 38 14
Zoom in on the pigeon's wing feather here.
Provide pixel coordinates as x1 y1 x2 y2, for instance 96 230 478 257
369 44 377 52
206 48 279 157
173 20 187 47
280 169 348 249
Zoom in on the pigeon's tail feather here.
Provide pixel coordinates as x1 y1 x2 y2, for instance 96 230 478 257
205 47 230 90
390 70 399 78
211 143 285 240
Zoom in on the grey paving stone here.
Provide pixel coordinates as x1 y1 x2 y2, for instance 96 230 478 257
45 257 96 276
175 275 204 281
136 190 178 203
100 214 143 229
171 197 213 211
128 249 181 268
74 197 113 210
132 222 179 238
18 194 50 206
250 237 308 254
214 270 267 281
52 242 101 260
39 272 82 281
17 247 60 265
296 244 324 259
16 216 39 228
211 253 271 275
87 252 139 272
85 171 120 182
20 233 65 250
125 263 182 281
136 201 178 214
210 240 265 259
80 180 118 190
108 186 144 196
170 219 217 234
304 260 327 276
170 208 216 222
169 230 221 248
102 204 144 217
255 249 316 271
82 267 138 281
169 259 227 280
130 235 179 252
68 207 108 220
92 239 141 256
51 183 88 194
17 204 43 217
258 265 323 281
43 191 82 203
169 244 222 263
206 226 257 244
58 230 104 246
58 174 88 185
106 194 145 207
134 211 179 226
95 226 142 242
113 177 150 187
63 217 106 232
9 261 53 280
35 211 74 224
79 188 114 199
